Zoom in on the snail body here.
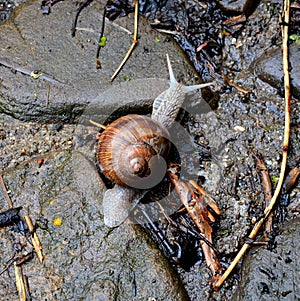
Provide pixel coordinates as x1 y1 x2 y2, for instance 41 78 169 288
151 55 213 128
97 54 213 227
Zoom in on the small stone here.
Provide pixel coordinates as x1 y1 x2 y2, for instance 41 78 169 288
216 0 260 16
234 125 246 132
250 44 300 100
233 218 300 301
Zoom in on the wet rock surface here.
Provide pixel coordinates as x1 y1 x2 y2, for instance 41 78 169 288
233 218 300 301
251 44 300 100
0 0 300 300
216 0 260 15
0 0 193 122
0 151 188 300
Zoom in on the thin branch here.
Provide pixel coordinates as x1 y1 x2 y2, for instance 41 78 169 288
71 0 94 37
168 167 223 282
24 215 44 263
109 0 139 82
0 175 44 263
89 119 107 129
95 6 107 69
0 174 14 208
14 263 26 301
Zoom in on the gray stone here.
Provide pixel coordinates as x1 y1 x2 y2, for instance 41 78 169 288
0 150 188 300
216 0 261 16
251 44 300 100
0 0 194 122
233 218 300 301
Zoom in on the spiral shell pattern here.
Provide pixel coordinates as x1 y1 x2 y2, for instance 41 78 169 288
97 114 171 189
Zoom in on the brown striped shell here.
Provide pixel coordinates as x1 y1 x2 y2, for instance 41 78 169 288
97 114 171 190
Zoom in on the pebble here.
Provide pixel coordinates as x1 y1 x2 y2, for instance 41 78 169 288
250 44 300 100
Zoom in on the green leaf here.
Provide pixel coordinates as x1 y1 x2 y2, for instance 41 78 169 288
123 75 131 81
289 34 298 41
271 175 279 186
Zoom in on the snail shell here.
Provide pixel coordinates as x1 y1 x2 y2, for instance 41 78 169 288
97 114 171 190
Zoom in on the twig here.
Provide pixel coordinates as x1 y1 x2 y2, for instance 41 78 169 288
0 57 66 86
89 119 107 129
108 19 133 35
95 6 107 69
22 275 32 300
14 263 26 301
206 61 251 93
156 29 178 35
0 254 16 276
213 0 291 290
138 204 177 258
109 0 139 82
194 0 208 9
0 174 14 208
24 215 44 264
189 180 220 215
71 0 94 37
222 75 251 93
0 175 44 263
0 253 33 276
263 0 291 218
222 15 247 27
74 26 96 33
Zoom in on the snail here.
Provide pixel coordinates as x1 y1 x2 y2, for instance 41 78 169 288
97 54 213 227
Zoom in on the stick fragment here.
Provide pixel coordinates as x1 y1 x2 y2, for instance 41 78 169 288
0 174 14 208
89 119 107 129
14 263 27 301
24 215 44 264
189 180 220 215
110 0 139 82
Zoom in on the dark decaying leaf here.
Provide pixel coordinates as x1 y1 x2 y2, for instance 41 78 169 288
0 207 22 228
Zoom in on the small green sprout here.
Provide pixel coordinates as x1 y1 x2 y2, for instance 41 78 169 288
271 175 279 186
289 34 300 45
99 36 107 47
123 75 131 81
